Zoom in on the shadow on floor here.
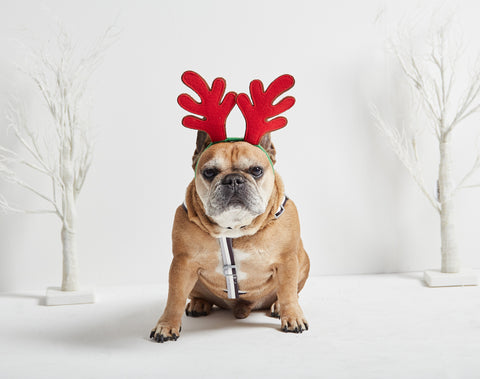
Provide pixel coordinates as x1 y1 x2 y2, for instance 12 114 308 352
4 297 280 349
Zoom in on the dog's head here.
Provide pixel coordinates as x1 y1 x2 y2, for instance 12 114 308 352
193 131 277 236
178 71 294 236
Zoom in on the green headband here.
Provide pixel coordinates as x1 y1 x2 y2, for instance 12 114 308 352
194 138 275 178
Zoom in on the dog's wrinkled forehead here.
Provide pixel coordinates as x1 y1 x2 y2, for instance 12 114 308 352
198 141 271 172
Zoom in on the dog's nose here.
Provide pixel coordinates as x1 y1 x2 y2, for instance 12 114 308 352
222 173 245 188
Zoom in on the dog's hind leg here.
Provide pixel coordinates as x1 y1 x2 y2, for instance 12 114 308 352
185 297 213 317
269 300 281 318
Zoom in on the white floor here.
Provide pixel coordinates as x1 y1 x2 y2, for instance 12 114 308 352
1 273 479 379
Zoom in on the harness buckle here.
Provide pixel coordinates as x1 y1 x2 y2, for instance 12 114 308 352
223 264 237 276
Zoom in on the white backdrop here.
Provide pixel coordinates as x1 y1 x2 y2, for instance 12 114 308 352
1 0 480 292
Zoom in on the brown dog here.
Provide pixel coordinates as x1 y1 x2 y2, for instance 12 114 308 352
150 131 310 342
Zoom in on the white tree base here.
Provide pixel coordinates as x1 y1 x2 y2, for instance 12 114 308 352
423 269 478 287
45 287 96 306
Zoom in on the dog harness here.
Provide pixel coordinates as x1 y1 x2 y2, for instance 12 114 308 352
182 195 289 299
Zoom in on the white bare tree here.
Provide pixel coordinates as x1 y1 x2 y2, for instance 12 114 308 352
0 26 118 291
372 20 480 274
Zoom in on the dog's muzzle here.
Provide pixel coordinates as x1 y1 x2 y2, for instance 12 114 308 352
220 174 248 204
221 173 245 191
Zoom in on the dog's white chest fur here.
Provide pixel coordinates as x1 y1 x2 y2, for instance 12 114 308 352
214 246 275 285
215 248 250 281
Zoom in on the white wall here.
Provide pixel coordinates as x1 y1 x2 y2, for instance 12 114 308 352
1 0 480 292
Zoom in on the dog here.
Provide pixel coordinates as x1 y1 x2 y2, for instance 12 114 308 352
150 72 310 342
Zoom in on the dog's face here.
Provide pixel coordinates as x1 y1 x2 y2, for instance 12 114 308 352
195 141 275 236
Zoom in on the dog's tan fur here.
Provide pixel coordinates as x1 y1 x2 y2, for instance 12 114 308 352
151 134 310 342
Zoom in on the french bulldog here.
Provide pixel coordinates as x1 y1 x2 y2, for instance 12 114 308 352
150 130 310 343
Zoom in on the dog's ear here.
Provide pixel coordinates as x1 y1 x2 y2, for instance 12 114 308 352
192 131 212 170
258 133 277 165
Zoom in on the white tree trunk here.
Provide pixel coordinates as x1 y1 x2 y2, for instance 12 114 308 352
61 221 78 291
438 136 460 273
60 156 79 291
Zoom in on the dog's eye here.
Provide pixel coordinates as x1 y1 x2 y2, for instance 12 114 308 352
249 166 263 178
202 168 218 180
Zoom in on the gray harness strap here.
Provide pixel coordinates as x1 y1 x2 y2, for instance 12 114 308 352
219 236 245 299
182 195 289 299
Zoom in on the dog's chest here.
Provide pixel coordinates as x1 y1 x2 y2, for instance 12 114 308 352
213 245 274 282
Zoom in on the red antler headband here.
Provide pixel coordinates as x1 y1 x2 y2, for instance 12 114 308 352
177 71 236 142
237 74 295 145
177 71 295 145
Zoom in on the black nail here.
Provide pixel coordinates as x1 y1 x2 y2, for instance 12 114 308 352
150 330 155 339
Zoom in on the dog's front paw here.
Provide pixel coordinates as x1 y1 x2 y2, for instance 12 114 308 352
150 319 181 343
280 305 309 333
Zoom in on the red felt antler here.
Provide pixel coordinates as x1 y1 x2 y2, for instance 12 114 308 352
237 74 295 145
177 71 237 142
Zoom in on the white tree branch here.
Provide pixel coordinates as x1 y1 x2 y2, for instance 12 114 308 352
5 102 65 189
0 194 58 215
448 69 480 133
393 44 443 139
371 105 441 213
461 183 480 189
2 172 62 217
